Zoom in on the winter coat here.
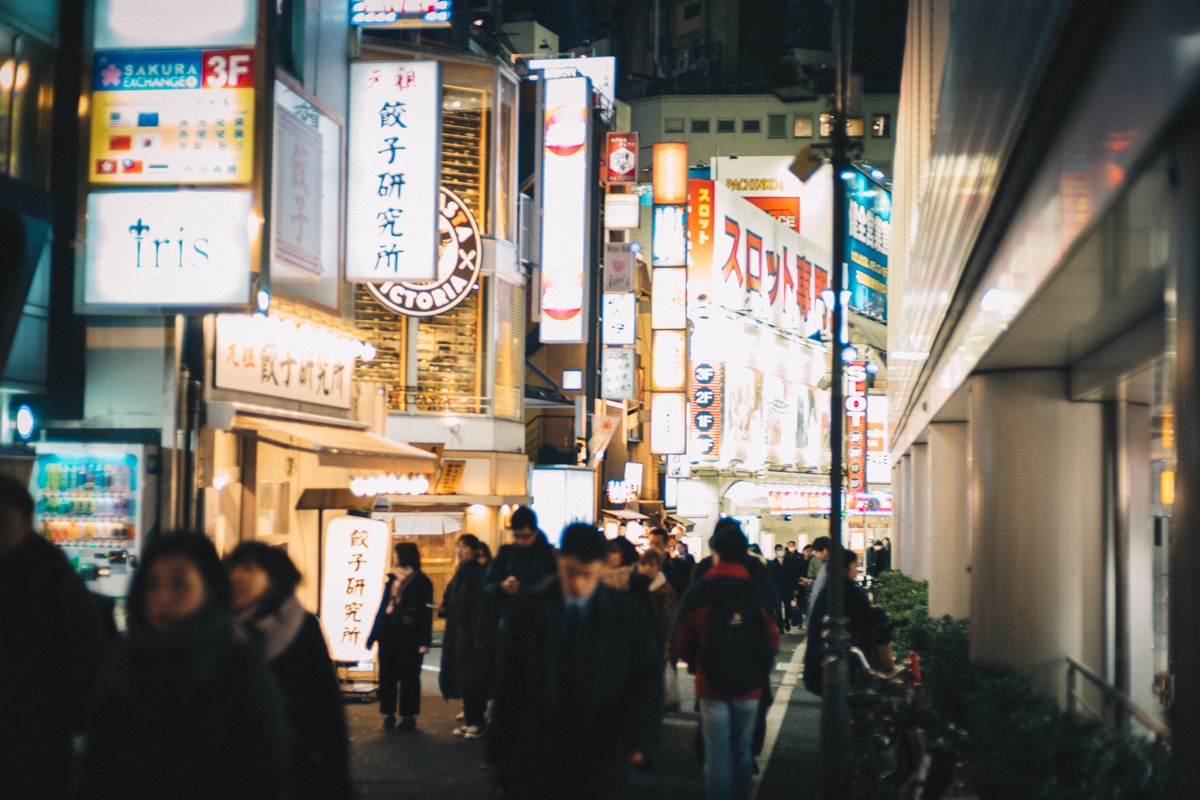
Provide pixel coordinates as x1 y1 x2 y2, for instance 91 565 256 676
488 579 663 800
439 558 490 700
673 561 780 701
646 572 678 661
366 570 434 657
0 533 106 800
249 596 351 800
661 555 693 598
767 556 799 601
483 533 558 614
803 577 889 696
80 603 293 800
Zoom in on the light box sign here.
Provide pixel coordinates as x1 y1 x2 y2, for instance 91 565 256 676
95 0 257 49
604 242 636 292
689 362 722 461
711 156 832 243
866 394 890 485
90 49 255 184
346 61 441 282
650 393 687 454
652 267 687 329
84 190 252 309
539 76 592 343
215 314 374 409
652 205 687 267
846 361 868 492
601 347 636 400
530 467 596 547
653 143 688 205
321 516 390 663
350 0 452 27
845 169 890 321
529 57 616 112
601 292 636 345
652 330 687 392
604 193 641 229
604 132 638 183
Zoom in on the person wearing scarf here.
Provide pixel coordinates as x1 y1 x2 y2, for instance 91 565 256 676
366 541 434 731
226 542 351 800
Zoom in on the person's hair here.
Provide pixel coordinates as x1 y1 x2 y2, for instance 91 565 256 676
803 544 813 551
811 536 831 553
844 549 859 566
775 544 785 551
610 536 638 566
559 523 608 563
129 533 230 627
638 549 663 568
0 474 34 521
709 519 748 563
457 533 483 554
478 541 493 563
787 541 796 546
394 541 422 570
510 506 537 531
748 543 763 556
225 541 302 617
647 527 669 545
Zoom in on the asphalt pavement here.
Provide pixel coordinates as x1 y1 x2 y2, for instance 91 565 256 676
347 632 822 799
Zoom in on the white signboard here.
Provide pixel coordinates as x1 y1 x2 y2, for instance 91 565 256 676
346 61 441 282
652 330 687 392
601 347 636 400
604 193 641 229
651 393 687 454
539 77 592 343
95 0 257 49
529 57 616 111
214 315 374 409
604 242 636 292
84 190 252 309
652 205 687 267
321 516 390 663
602 292 637 345
866 394 891 485
652 267 687 329
711 156 832 248
529 467 596 547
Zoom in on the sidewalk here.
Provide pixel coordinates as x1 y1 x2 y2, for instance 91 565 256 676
348 633 822 799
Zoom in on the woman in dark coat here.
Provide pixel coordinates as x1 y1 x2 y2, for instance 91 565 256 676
366 541 433 731
803 549 890 696
226 542 350 800
79 534 292 800
439 533 492 737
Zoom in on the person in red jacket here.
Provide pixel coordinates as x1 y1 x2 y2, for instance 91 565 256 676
674 520 779 800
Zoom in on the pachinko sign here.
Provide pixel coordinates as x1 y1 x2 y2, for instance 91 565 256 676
686 179 830 338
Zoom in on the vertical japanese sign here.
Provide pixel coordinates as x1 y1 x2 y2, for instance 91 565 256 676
604 132 638 183
651 393 687 454
689 362 722 461
652 267 687 329
346 61 441 282
272 104 323 274
866 394 890 485
845 169 890 321
652 205 687 266
539 76 592 343
652 143 688 205
321 516 389 663
601 348 637 400
846 361 868 493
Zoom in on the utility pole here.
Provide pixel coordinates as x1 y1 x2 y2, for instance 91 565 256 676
820 0 854 796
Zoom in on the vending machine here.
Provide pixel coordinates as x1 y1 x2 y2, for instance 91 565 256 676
29 443 159 598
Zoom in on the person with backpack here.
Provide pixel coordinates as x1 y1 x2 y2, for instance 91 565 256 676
674 521 780 800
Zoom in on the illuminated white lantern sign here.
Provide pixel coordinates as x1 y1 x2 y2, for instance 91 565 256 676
651 393 687 454
601 348 636 400
347 61 441 282
321 516 390 663
601 292 637 346
652 267 687 329
652 205 687 267
84 190 253 310
95 0 257 49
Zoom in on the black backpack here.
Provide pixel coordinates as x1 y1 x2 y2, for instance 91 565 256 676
701 580 772 696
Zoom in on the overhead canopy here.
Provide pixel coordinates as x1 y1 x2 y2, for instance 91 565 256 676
234 415 437 473
601 508 649 520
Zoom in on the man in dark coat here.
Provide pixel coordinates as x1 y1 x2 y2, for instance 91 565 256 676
440 534 491 736
489 524 663 800
0 474 106 800
484 506 559 614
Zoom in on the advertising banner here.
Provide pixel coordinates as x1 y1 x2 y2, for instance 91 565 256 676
84 190 252 308
539 77 592 343
689 362 722 461
529 57 616 110
846 361 868 492
346 61 441 282
350 1 452 27
711 156 832 247
90 49 255 184
321 516 389 663
866 394 890 484
845 169 890 321
604 132 637 183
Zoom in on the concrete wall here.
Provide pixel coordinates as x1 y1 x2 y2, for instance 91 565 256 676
928 421 970 618
909 442 931 581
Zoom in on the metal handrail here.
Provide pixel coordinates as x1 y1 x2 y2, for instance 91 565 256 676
1066 657 1170 742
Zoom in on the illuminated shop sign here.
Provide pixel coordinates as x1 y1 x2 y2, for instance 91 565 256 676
347 60 441 282
601 348 636 400
350 0 452 27
214 314 376 409
95 0 257 50
349 474 431 497
650 393 687 455
866 394 890 485
652 205 687 267
366 187 482 316
652 267 687 329
767 488 893 515
604 193 641 229
322 516 390 663
604 132 638 183
90 49 255 184
720 363 827 471
601 292 637 346
606 479 637 504
845 168 890 321
846 361 868 492
651 330 687 392
528 57 617 111
689 362 722 461
84 190 253 309
652 143 688 205
603 243 636 292
710 156 831 237
539 76 592 343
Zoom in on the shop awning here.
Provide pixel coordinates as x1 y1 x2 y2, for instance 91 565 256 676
601 509 649 520
381 512 464 535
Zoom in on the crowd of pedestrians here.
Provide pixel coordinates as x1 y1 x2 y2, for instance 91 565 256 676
0 467 895 800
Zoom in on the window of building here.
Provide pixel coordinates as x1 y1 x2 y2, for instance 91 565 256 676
683 2 702 20
691 119 710 133
846 118 865 137
872 114 892 138
742 119 761 133
794 114 814 138
819 113 833 137
665 117 685 133
716 118 736 133
768 114 786 138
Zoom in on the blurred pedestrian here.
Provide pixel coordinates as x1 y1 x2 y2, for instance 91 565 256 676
489 524 662 800
637 549 679 709
804 549 892 695
0 475 105 800
805 536 831 626
767 544 798 633
484 506 558 614
675 523 779 800
599 536 636 590
226 542 350 800
650 527 691 598
366 542 433 732
440 534 490 738
80 534 292 800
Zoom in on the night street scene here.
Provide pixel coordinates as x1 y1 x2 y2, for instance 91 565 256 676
3 0 1199 798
